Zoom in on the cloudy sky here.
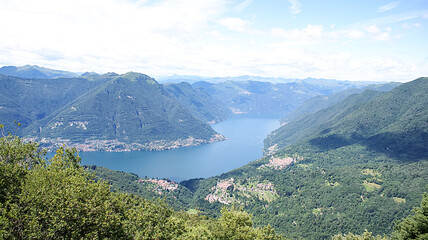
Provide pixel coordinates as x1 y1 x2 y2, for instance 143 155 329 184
1 0 427 82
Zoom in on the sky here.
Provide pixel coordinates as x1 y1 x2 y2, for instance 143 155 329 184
0 0 427 82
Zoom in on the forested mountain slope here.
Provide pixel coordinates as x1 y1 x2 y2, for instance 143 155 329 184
84 165 195 210
24 72 223 151
188 77 428 239
0 74 109 134
264 89 385 154
163 82 230 123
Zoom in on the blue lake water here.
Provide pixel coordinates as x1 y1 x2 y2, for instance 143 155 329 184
80 118 279 182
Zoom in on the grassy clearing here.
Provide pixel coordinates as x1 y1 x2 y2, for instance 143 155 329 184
393 197 406 204
363 181 382 192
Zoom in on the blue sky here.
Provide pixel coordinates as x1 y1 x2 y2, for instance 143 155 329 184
0 0 427 82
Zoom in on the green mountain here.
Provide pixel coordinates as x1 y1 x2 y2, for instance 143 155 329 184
192 80 370 117
185 77 428 238
163 82 230 123
0 74 108 135
23 72 223 151
264 90 385 154
0 65 79 79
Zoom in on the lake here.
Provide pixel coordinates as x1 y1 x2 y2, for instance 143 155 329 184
80 118 280 182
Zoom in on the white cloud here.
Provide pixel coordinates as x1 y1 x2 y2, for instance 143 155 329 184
402 22 422 29
378 1 400 12
348 61 364 70
0 0 227 74
233 0 252 12
217 17 248 32
365 24 380 33
288 0 301 15
272 24 323 43
0 0 425 82
347 30 366 39
374 32 391 41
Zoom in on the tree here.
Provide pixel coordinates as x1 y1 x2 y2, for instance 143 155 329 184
0 132 45 239
211 205 284 239
332 230 389 240
392 193 428 240
0 137 183 239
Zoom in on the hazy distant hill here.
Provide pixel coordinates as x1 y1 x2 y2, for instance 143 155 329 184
192 80 370 117
160 75 376 85
0 65 79 79
164 82 230 123
187 77 428 238
282 82 401 123
23 72 222 151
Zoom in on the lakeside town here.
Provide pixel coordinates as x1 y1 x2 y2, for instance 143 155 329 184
25 133 226 152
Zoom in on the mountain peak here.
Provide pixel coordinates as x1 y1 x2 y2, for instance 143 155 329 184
119 72 157 85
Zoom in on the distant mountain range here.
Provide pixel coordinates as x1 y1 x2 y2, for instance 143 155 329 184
0 65 398 151
0 65 79 79
158 74 381 85
192 80 375 118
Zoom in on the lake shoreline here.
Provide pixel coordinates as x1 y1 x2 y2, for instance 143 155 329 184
80 118 280 182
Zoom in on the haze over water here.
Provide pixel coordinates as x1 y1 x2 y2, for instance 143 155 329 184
81 117 280 182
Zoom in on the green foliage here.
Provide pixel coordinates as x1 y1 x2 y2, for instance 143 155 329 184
332 230 389 240
85 165 194 210
0 137 180 239
14 147 129 239
177 206 285 240
0 134 284 239
0 134 46 239
392 193 428 240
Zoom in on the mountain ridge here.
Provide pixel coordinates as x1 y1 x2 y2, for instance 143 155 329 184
0 65 79 79
23 72 224 151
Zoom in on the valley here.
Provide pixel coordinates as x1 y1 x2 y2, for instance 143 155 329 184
0 66 426 239
2 1 427 238
84 77 427 238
